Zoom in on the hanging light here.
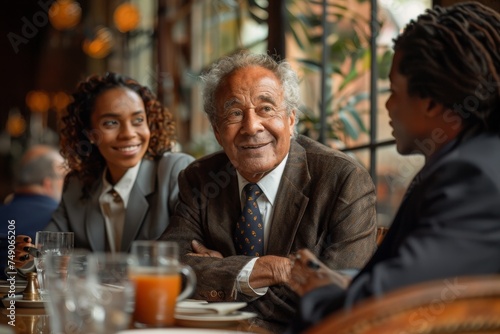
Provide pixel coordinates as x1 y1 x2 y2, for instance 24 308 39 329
26 90 51 113
113 3 141 33
49 0 82 31
82 26 114 59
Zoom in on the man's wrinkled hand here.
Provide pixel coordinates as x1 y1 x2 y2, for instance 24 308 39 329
187 240 223 258
249 255 292 289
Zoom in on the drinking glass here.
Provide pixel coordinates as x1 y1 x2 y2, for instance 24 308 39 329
45 251 135 334
129 241 196 327
85 252 135 333
34 231 74 297
44 249 89 334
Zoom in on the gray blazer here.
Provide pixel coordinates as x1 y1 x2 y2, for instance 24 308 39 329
161 135 377 332
46 152 194 252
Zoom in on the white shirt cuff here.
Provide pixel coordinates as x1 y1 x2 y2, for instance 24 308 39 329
236 258 268 297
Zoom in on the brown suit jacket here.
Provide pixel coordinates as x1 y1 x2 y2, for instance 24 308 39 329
161 135 377 332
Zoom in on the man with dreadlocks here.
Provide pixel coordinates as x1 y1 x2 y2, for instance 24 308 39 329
285 2 500 332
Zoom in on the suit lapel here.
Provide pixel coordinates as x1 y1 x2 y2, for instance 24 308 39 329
121 159 155 251
85 181 106 251
206 161 241 255
267 139 310 256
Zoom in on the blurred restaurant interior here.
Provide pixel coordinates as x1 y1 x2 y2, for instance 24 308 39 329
0 0 498 227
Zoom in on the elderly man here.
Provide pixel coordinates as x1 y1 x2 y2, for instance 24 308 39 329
286 2 500 332
161 51 377 331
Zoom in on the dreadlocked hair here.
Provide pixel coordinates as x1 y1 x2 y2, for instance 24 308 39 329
60 72 176 198
394 1 500 134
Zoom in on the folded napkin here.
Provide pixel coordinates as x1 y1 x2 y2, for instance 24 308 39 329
176 301 247 315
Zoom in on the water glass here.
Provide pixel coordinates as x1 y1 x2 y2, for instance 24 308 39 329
86 252 135 333
44 249 89 334
45 250 134 334
34 231 74 296
129 241 196 327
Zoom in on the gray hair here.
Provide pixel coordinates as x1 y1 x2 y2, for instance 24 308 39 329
201 51 301 129
16 149 60 187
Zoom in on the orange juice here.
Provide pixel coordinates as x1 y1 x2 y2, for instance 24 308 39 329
130 273 181 326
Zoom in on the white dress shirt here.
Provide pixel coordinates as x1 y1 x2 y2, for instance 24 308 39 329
98 162 141 252
236 154 289 297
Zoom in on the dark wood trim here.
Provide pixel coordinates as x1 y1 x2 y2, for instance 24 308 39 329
267 0 286 60
433 0 500 12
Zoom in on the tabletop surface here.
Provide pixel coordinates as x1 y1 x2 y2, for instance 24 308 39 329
0 299 272 334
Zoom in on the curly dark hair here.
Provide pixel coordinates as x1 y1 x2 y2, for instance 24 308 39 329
60 72 176 197
394 2 500 135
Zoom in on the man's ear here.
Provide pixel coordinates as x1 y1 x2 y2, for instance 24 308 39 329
213 125 223 146
288 110 296 137
41 177 53 195
425 99 446 118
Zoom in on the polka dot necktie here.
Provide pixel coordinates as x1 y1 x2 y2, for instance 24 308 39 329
234 183 264 257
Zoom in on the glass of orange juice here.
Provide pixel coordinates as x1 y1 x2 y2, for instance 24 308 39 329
129 241 196 327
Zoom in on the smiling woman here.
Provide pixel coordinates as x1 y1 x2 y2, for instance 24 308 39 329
90 87 151 184
14 73 194 260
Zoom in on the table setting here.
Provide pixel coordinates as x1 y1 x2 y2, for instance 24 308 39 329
1 236 264 334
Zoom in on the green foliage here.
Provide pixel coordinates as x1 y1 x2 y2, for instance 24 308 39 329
243 0 393 145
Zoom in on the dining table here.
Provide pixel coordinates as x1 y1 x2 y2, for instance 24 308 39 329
0 297 273 334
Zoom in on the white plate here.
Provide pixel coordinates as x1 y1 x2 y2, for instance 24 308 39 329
182 299 208 304
117 329 245 334
174 311 257 328
176 301 247 315
1 295 47 309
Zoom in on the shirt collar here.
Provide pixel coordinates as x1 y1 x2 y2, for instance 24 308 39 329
237 154 289 206
101 161 142 206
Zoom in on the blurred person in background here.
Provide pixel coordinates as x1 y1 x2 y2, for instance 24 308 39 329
14 72 194 265
286 2 500 332
0 145 65 279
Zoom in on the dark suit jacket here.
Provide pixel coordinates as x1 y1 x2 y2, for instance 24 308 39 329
0 194 58 279
45 152 194 252
292 133 500 332
161 135 377 332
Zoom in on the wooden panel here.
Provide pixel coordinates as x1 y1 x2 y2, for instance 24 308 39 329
434 0 500 12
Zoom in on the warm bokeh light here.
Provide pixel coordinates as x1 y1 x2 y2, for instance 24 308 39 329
52 91 73 112
113 3 141 33
26 91 51 113
6 113 26 137
49 0 82 31
82 27 114 58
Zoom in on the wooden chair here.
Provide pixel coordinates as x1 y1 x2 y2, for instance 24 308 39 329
306 275 500 334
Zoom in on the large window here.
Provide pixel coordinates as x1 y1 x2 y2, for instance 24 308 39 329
284 0 431 227
177 0 430 227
